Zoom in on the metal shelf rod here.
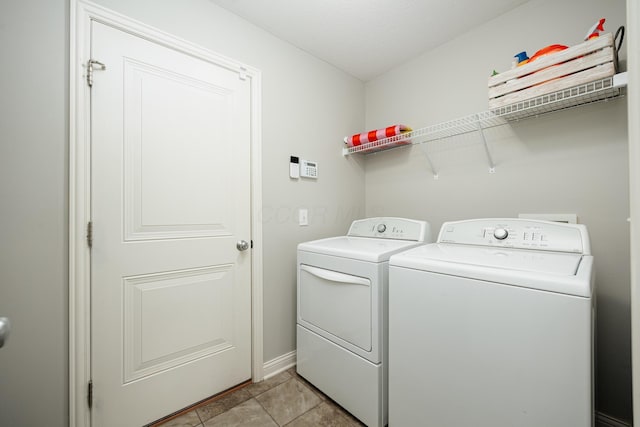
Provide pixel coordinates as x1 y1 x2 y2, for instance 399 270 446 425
476 114 496 173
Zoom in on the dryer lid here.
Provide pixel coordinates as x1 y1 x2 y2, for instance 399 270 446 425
298 236 423 262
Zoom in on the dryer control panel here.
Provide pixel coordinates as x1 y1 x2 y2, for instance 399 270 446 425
348 217 431 242
437 218 590 254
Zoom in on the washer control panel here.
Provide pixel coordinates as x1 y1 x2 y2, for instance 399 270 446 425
437 219 590 254
348 217 431 242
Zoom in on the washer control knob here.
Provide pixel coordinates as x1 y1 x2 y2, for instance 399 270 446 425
377 224 387 233
493 228 509 240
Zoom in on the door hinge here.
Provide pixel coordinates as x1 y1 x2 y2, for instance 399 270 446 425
86 59 106 87
87 380 93 409
87 221 93 248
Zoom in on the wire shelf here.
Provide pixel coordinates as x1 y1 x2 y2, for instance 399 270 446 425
342 112 508 156
491 75 626 121
343 73 627 156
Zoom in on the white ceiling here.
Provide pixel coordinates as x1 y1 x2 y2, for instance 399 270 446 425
209 0 530 81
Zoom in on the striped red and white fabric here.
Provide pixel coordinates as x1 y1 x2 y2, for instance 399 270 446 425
344 124 412 147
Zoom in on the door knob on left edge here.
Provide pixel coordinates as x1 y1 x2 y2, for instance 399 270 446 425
0 317 10 348
236 240 250 251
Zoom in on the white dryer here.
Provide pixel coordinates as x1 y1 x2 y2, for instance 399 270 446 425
297 217 431 427
388 218 594 427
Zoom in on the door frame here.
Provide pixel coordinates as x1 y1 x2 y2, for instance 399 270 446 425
629 1 640 424
69 1 264 425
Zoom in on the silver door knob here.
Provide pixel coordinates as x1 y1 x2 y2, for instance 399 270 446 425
0 317 10 348
236 240 250 251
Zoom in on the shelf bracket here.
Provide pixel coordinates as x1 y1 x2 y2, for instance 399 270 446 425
419 144 439 179
476 114 496 173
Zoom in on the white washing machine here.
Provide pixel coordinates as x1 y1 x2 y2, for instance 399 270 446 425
388 218 594 427
297 217 431 427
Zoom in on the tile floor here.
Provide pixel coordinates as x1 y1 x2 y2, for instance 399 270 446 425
153 367 365 427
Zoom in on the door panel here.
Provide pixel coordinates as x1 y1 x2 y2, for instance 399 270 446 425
122 265 235 383
123 58 236 241
91 20 252 426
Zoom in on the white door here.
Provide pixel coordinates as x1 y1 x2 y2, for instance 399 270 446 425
90 21 252 426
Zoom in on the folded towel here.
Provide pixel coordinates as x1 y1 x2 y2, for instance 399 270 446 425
344 124 412 147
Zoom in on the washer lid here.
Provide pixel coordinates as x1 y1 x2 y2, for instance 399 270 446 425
397 244 582 275
390 244 593 297
298 236 423 262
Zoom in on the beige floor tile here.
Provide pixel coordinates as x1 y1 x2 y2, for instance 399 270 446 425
203 398 278 427
255 378 322 426
287 368 327 401
322 400 365 426
196 400 227 423
158 409 202 427
284 401 364 427
246 370 292 397
157 366 365 427
197 388 253 422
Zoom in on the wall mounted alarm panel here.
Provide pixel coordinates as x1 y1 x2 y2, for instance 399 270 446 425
290 156 300 179
301 159 318 179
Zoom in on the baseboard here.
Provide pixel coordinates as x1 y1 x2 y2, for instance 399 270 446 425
596 411 631 427
262 350 296 380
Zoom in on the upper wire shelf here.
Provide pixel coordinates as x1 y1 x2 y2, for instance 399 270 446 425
491 73 627 121
342 73 627 156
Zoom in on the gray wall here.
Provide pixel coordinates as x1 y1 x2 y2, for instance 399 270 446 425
1 0 633 425
0 1 365 426
365 0 631 421
0 1 69 426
